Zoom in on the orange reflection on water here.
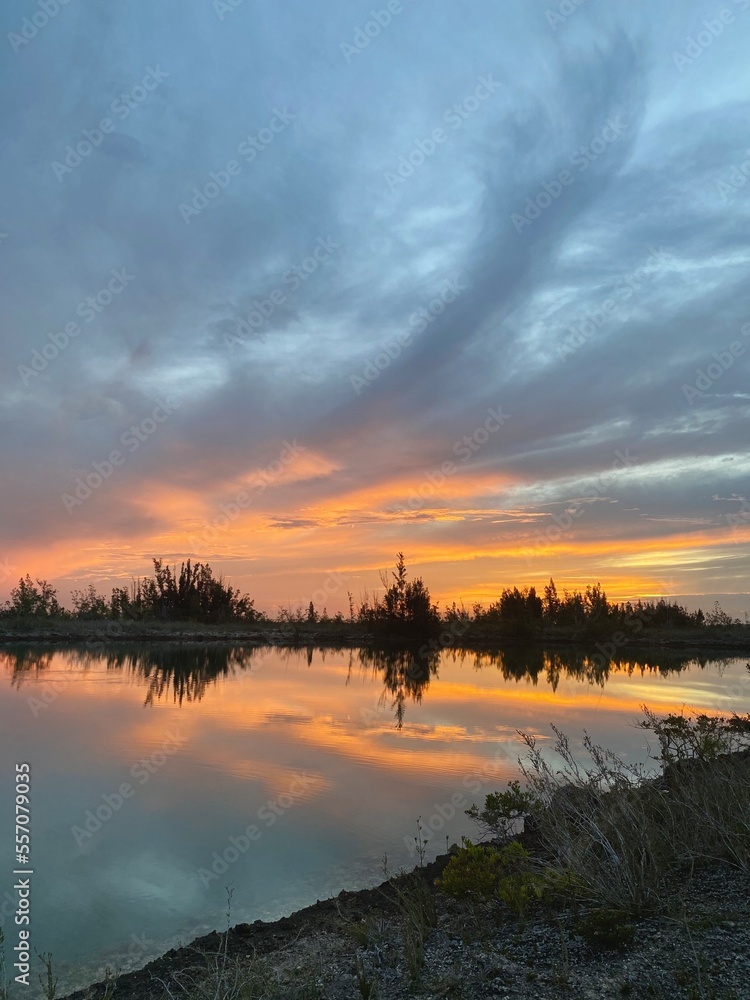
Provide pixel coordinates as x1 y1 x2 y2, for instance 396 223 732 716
3 645 744 800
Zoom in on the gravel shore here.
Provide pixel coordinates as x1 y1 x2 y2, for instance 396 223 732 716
61 847 750 1000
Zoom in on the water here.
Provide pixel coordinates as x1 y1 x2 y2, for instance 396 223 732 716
0 642 747 993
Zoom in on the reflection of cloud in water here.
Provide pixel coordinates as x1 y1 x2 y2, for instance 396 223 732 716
0 643 735 726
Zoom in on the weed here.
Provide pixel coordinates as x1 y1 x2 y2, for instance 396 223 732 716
0 930 7 1000
492 712 750 916
413 817 429 867
155 949 274 1000
101 966 119 1000
554 924 571 990
37 952 59 1000
154 888 276 1000
342 913 388 952
390 872 437 981
519 725 674 916
354 956 377 999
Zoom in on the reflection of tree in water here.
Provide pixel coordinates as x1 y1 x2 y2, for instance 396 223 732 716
0 646 57 688
0 641 734 715
442 646 724 692
356 646 440 728
352 645 714 725
107 644 260 705
0 643 262 704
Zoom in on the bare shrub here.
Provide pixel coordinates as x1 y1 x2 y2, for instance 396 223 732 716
519 726 674 915
509 711 750 916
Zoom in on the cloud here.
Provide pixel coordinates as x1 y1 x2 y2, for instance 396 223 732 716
1 0 749 609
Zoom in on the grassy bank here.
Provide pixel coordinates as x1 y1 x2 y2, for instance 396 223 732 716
1 616 749 653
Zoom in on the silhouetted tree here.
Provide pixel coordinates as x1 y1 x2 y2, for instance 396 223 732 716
2 576 64 617
71 584 109 619
543 578 561 623
357 553 441 636
108 558 258 624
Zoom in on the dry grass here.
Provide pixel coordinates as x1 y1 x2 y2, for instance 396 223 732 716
516 710 750 917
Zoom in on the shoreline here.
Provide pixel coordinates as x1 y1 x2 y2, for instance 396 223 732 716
1 619 750 653
58 836 750 1000
59 852 455 1000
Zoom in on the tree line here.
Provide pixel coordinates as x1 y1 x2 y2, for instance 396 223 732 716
2 559 258 624
0 553 744 633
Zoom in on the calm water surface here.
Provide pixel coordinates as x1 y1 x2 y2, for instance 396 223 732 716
0 642 747 993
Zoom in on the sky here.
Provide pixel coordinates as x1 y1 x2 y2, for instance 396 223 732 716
1 0 749 616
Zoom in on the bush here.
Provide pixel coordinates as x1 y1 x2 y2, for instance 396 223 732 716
436 840 544 917
495 842 545 918
466 780 537 840
639 707 750 765
436 839 502 900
